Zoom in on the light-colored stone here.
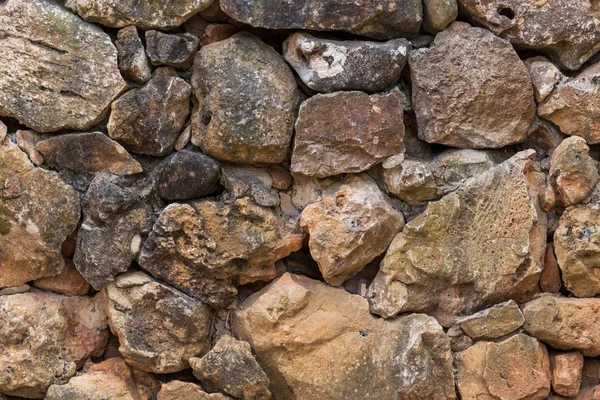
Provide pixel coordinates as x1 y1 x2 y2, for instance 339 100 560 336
158 381 231 400
0 120 6 142
551 352 584 397
456 300 525 340
174 125 192 151
423 0 458 33
15 129 48 166
33 258 90 296
524 56 563 103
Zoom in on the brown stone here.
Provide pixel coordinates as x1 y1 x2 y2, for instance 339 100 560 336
524 56 563 103
115 26 152 84
268 165 292 190
33 258 90 296
456 300 525 340
158 381 232 400
541 243 562 293
15 129 47 166
145 31 199 69
200 23 238 46
551 352 584 397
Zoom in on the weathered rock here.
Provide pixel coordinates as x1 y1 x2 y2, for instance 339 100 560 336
191 33 298 164
458 0 600 70
33 258 90 296
46 357 160 400
410 22 535 149
430 149 503 193
0 291 108 398
108 67 191 156
283 33 410 93
73 173 154 289
455 333 551 400
220 0 423 39
0 139 80 288
15 129 48 166
291 90 405 178
200 23 238 46
190 335 271 400
0 0 127 132
522 117 566 158
65 0 215 29
0 120 6 142
221 164 279 207
115 26 152 84
105 272 213 374
158 380 231 400
456 300 524 340
268 166 292 191
367 151 546 326
382 158 439 204
300 174 404 286
522 296 600 356
36 132 143 175
146 31 199 69
233 273 456 399
447 325 473 353
541 243 562 293
524 56 563 103
551 352 584 397
158 150 221 201
174 125 192 151
423 0 457 33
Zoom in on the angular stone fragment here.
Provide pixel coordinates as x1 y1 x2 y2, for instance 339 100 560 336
190 335 271 400
551 352 584 398
382 158 439 204
541 243 562 293
0 291 108 398
0 120 6 142
65 0 215 29
410 22 535 149
191 33 298 164
458 0 600 70
522 296 600 356
138 198 303 308
146 31 199 69
73 173 154 289
233 273 456 399
423 0 457 33
221 164 279 207
158 150 221 201
456 300 524 340
455 334 551 400
283 33 410 93
367 151 546 326
524 56 563 103
0 0 127 132
108 67 191 156
36 132 143 175
292 90 405 178
300 174 404 286
200 23 238 46
105 272 213 374
174 125 192 151
0 139 80 288
115 26 152 84
15 129 48 166
158 381 231 400
46 357 160 400
220 0 423 39
33 258 90 296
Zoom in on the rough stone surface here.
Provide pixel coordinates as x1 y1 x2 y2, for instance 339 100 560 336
221 164 279 207
367 151 546 326
15 129 48 166
145 31 199 69
36 132 143 175
0 0 127 133
541 243 562 293
115 26 152 84
158 150 221 201
551 352 584 397
190 335 271 400
191 33 298 164
456 300 524 340
300 174 404 286
283 33 410 93
108 67 191 157
458 0 600 70
33 258 90 296
524 56 563 103
410 22 535 149
423 0 457 33
220 0 423 39
158 381 231 400
105 272 213 374
138 198 303 308
0 291 108 398
233 273 456 399
0 138 80 288
455 333 551 400
291 90 405 178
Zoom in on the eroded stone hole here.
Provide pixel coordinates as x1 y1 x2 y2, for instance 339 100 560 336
498 7 515 20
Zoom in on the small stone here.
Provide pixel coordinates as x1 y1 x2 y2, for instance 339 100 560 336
158 381 231 400
108 67 191 156
200 23 238 46
300 174 404 286
158 150 221 201
382 158 439 204
0 120 6 142
174 125 192 151
430 149 502 194
540 243 562 293
423 0 458 33
0 285 30 296
456 300 525 340
410 22 535 149
33 258 90 296
551 352 584 397
115 26 152 84
521 117 566 158
15 129 48 166
105 272 213 374
190 335 272 400
268 165 292 190
145 31 199 69
291 90 405 178
283 32 410 93
191 33 298 164
524 56 563 103
447 325 473 353
198 1 229 22
221 164 279 207
36 132 143 175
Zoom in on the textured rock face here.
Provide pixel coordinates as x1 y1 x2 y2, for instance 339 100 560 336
138 198 303 308
458 0 600 70
524 56 563 103
455 334 551 400
423 0 457 33
0 0 127 133
0 291 108 398
456 300 525 340
190 335 272 400
367 151 546 326
221 164 280 207
410 22 535 149
158 150 221 201
233 273 456 400
283 33 410 93
220 0 423 39
145 31 199 69
158 381 231 400
300 174 404 286
108 67 191 157
191 33 298 164
292 90 405 178
541 244 562 293
105 272 213 374
0 139 80 288
65 0 215 29
551 352 584 397
115 26 152 84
